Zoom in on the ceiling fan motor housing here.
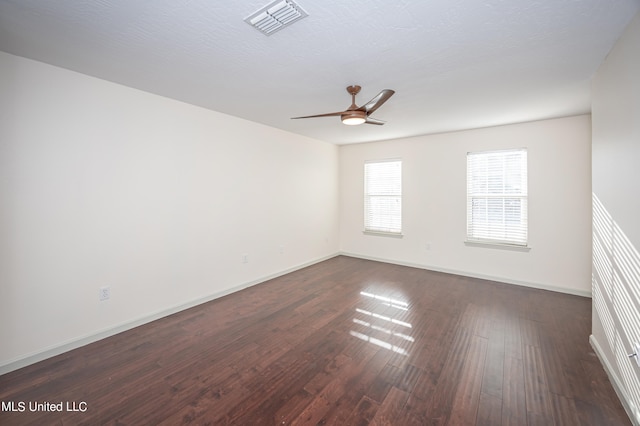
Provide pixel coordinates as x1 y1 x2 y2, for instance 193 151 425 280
341 110 366 125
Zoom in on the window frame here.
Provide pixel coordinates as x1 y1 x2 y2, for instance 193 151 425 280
363 159 403 237
465 148 529 249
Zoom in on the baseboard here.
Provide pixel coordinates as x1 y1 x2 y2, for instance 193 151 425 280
590 335 639 426
339 252 592 298
0 253 339 376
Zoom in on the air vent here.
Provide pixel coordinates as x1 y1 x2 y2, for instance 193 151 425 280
245 0 308 36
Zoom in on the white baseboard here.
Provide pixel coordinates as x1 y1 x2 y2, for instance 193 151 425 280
339 251 592 298
1 252 590 375
590 335 639 426
0 253 339 376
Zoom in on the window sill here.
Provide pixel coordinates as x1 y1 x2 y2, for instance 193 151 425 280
464 240 531 252
363 230 404 239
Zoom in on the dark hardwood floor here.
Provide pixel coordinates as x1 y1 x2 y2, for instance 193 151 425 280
0 256 630 425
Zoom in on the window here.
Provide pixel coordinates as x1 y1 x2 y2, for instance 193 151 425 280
364 159 402 235
466 149 527 246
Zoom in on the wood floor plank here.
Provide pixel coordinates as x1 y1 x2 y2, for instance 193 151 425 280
523 344 555 425
537 332 573 399
368 386 410 426
344 395 380 426
476 392 502 426
501 355 527 426
504 315 524 360
448 334 488 426
0 256 631 425
550 392 581 426
423 327 473 424
318 349 389 425
520 318 542 347
481 326 505 400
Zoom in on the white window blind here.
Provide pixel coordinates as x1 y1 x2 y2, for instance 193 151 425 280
466 149 527 246
364 160 402 234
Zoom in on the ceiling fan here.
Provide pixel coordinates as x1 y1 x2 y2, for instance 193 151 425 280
292 85 395 126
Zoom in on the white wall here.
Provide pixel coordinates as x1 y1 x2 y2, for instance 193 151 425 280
0 52 339 371
339 115 593 296
591 12 640 424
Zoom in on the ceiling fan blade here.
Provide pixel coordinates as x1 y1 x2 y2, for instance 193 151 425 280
364 117 385 125
291 111 346 119
359 89 395 115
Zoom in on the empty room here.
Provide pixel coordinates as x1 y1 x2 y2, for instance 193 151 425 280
1 1 639 425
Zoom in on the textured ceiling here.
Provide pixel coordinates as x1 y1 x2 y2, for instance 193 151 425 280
1 0 638 144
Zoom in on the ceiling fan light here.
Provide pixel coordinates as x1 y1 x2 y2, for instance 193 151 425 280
341 112 366 125
342 117 366 125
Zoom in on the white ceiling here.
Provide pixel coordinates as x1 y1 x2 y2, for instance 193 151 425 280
1 0 638 145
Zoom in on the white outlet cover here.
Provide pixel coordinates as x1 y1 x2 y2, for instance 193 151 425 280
99 286 110 301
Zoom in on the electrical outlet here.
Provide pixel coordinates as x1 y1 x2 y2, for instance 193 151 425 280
242 254 249 264
279 245 284 254
99 286 110 301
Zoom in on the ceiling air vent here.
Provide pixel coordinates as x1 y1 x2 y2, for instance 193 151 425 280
245 0 308 36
